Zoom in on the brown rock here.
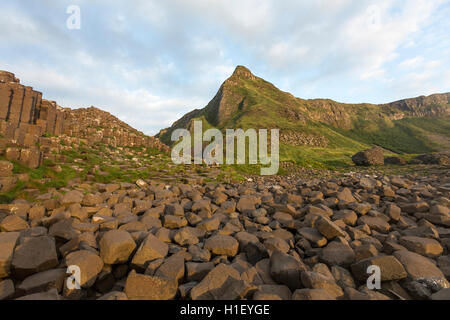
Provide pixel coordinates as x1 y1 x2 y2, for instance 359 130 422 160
99 230 136 264
186 262 215 282
61 190 84 205
16 268 66 296
11 236 58 278
336 188 356 203
358 216 390 233
320 241 356 268
298 227 327 247
190 263 254 300
292 288 335 300
394 250 446 279
253 284 291 300
0 232 20 278
352 147 384 166
66 250 104 288
154 254 185 283
204 235 239 257
0 279 15 300
0 161 13 177
0 215 29 232
317 218 346 240
399 236 443 258
300 271 344 299
124 270 178 300
351 256 407 282
131 233 169 269
163 215 188 229
386 204 401 221
270 250 307 291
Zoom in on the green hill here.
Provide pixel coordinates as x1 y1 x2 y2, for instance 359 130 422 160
157 66 450 169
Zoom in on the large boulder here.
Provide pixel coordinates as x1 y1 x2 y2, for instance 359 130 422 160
131 233 168 270
11 236 59 279
190 263 254 300
124 270 178 300
384 156 407 165
393 250 446 279
204 235 239 257
99 230 136 265
65 250 104 288
352 147 384 166
411 152 450 165
0 232 20 278
270 250 307 291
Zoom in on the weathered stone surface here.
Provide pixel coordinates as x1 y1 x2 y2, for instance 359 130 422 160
11 236 58 278
270 250 306 291
0 279 15 300
163 215 188 229
190 263 253 300
204 235 239 257
173 227 199 246
320 242 356 268
124 270 178 300
66 250 103 288
0 215 29 232
154 254 185 283
292 288 335 300
394 250 446 279
61 190 84 205
300 270 344 299
399 236 443 258
358 216 390 233
15 288 61 300
97 291 128 300
0 232 21 278
186 262 215 282
317 218 346 240
298 227 327 247
99 230 136 265
131 233 168 269
351 256 407 282
352 147 384 166
385 156 407 165
431 288 450 300
0 161 13 177
336 188 356 203
16 268 66 296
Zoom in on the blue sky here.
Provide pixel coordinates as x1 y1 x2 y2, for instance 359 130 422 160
1 0 449 135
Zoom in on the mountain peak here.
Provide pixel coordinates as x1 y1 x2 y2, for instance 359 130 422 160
230 65 256 80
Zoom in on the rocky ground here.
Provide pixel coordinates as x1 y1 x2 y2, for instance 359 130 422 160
0 161 449 300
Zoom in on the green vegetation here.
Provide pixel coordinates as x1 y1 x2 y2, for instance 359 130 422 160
159 67 449 169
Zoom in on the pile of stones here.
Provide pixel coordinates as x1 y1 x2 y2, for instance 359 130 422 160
0 170 449 300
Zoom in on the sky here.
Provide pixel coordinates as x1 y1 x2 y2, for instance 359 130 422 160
0 0 449 135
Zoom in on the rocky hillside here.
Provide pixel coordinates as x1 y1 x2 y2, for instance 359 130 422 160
0 70 167 170
0 70 171 201
158 66 450 168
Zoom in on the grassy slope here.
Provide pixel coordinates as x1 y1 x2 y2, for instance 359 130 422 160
165 72 449 169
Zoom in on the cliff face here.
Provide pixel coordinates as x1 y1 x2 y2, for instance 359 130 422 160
0 70 168 169
385 93 450 117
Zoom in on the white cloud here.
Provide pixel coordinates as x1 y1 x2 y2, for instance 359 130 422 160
0 0 448 134
398 56 424 69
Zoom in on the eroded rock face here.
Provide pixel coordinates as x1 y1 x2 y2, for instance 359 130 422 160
0 70 169 172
